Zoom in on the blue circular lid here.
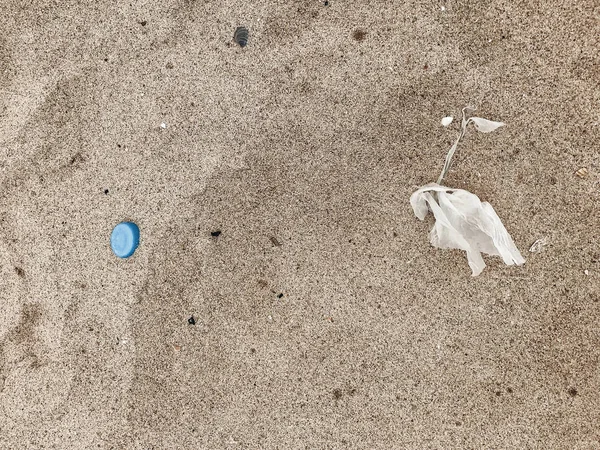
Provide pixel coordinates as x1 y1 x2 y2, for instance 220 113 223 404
110 222 140 258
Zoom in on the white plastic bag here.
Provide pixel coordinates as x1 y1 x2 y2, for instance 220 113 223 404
411 108 525 276
411 184 525 276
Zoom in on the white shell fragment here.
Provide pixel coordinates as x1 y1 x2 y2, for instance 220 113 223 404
529 238 547 253
441 116 453 127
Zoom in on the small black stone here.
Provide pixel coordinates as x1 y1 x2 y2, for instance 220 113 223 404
188 316 196 325
140 20 147 26
104 189 109 195
211 230 222 237
324 0 329 5
277 293 284 299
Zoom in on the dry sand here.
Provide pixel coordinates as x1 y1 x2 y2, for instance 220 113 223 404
1 0 599 448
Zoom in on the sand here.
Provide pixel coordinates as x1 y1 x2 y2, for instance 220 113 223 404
1 0 599 448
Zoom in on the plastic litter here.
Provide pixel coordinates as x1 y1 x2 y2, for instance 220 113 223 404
441 116 453 127
411 107 525 276
110 222 140 258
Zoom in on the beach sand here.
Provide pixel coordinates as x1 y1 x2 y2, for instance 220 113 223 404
1 0 599 448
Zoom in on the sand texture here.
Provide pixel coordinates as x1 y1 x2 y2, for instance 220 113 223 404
1 0 599 448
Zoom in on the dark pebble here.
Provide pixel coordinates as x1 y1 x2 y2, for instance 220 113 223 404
211 230 222 237
188 316 196 325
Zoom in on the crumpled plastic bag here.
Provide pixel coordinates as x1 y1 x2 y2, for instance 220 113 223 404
411 108 525 276
411 184 525 276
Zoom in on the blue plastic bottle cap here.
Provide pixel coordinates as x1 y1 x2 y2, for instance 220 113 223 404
110 222 140 258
